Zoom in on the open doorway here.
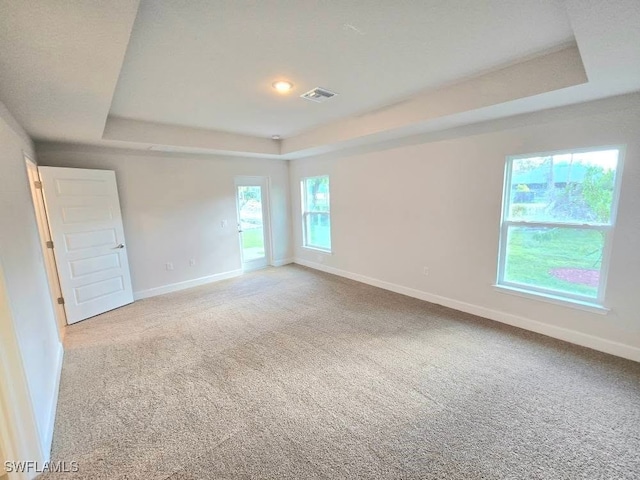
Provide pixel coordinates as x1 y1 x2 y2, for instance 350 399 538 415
235 176 272 271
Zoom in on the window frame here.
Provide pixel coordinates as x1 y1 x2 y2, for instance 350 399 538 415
496 145 625 307
301 175 332 253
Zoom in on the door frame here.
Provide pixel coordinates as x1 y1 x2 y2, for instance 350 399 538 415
25 157 67 339
234 176 273 271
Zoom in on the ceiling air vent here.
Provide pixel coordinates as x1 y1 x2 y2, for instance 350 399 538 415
301 87 338 103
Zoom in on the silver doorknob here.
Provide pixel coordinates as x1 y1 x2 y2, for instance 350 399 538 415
114 243 125 249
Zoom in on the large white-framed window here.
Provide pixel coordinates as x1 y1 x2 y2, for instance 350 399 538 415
301 175 331 252
497 146 624 307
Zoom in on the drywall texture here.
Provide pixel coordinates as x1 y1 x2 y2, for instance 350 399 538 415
36 148 293 295
0 102 62 457
290 94 640 358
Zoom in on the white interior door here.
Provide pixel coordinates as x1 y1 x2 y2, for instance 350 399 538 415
235 177 270 271
38 167 133 324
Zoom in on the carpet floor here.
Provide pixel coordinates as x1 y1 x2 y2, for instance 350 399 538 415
42 265 640 479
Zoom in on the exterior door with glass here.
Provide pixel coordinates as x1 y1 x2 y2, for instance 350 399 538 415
235 177 270 271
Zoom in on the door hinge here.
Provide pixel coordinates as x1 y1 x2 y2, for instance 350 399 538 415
46 240 54 249
57 297 65 305
34 180 42 189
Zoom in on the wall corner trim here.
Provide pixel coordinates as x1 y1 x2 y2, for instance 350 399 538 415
42 343 64 460
271 258 294 267
133 269 243 300
293 258 640 363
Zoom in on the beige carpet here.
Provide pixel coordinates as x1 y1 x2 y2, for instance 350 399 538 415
42 265 640 479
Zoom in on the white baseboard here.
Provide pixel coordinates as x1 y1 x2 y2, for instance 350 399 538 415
133 269 243 300
271 258 294 267
41 342 64 460
294 258 640 363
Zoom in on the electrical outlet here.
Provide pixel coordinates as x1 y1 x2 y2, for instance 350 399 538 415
189 259 196 266
221 220 228 228
166 262 174 271
423 266 429 276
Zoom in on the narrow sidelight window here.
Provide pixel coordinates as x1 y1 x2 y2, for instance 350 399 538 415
302 175 331 252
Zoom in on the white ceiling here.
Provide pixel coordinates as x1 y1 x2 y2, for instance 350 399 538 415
0 0 140 141
109 0 574 138
1 0 639 158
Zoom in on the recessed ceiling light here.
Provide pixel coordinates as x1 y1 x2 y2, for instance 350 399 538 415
272 80 294 93
271 135 281 140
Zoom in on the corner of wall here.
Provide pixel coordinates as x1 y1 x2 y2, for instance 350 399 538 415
40 343 64 459
0 102 34 156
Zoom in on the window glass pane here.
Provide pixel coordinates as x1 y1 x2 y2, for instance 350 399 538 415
508 149 619 224
305 176 330 212
237 186 265 261
306 212 331 250
504 226 604 298
303 175 331 251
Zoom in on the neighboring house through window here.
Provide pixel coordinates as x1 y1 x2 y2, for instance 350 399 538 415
302 175 331 252
497 147 623 306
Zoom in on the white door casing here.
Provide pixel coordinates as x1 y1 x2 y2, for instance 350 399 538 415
38 167 133 324
25 158 67 336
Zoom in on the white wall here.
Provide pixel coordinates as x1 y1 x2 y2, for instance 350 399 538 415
290 93 640 361
0 259 46 480
0 102 62 461
36 147 293 297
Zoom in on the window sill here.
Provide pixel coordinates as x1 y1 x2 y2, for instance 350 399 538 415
493 284 610 315
302 245 333 255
